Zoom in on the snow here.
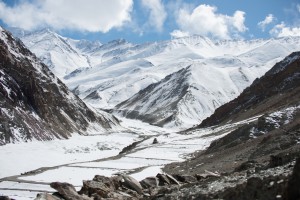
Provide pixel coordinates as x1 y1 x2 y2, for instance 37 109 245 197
0 132 137 178
0 182 54 192
265 105 300 127
130 166 163 181
0 190 39 200
13 28 300 129
0 113 263 199
21 167 120 186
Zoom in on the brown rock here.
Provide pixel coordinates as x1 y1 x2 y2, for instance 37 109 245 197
34 193 62 200
165 173 181 185
50 182 92 200
92 175 119 190
106 191 136 200
121 175 143 194
79 180 111 197
156 173 171 186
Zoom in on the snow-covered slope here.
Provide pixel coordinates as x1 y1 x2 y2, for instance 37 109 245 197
0 26 120 145
18 29 100 78
67 36 300 129
113 56 270 129
199 51 300 128
14 29 300 129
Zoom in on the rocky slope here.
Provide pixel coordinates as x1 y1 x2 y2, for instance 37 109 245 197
160 52 300 199
67 37 300 127
0 27 120 145
199 51 300 128
113 58 267 129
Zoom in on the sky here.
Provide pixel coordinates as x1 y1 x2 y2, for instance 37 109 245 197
0 0 300 44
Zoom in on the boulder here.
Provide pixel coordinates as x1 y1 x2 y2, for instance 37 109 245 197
121 175 143 194
152 138 158 144
165 174 181 185
140 176 159 189
92 175 119 190
50 182 92 200
156 173 171 186
34 193 62 200
79 180 111 198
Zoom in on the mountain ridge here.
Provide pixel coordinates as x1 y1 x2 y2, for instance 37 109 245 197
0 26 120 145
198 51 300 128
12 28 300 129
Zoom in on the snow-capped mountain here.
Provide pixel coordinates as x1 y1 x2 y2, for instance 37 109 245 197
0 26 120 145
13 29 300 129
16 29 98 78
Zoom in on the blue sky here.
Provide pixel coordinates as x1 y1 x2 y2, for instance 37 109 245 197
0 0 299 43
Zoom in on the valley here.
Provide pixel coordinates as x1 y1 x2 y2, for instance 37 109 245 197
0 26 299 199
0 116 260 200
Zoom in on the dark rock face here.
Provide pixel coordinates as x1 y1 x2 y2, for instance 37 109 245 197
0 196 11 200
0 27 119 145
199 52 300 128
284 157 300 200
114 67 190 127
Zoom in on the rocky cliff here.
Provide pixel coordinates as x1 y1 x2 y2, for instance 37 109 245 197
0 27 119 145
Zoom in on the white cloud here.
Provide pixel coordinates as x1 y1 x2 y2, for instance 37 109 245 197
270 22 300 37
170 30 190 38
141 0 167 32
258 14 275 31
0 0 133 32
297 4 300 13
172 4 247 39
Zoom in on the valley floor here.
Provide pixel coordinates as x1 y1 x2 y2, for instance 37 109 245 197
0 117 259 200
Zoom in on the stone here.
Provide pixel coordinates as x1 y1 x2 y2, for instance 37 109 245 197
106 191 136 200
50 182 92 200
195 170 221 180
156 173 171 186
140 176 159 189
165 174 181 185
121 175 143 194
34 193 62 200
152 138 158 144
92 175 119 190
79 180 111 198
